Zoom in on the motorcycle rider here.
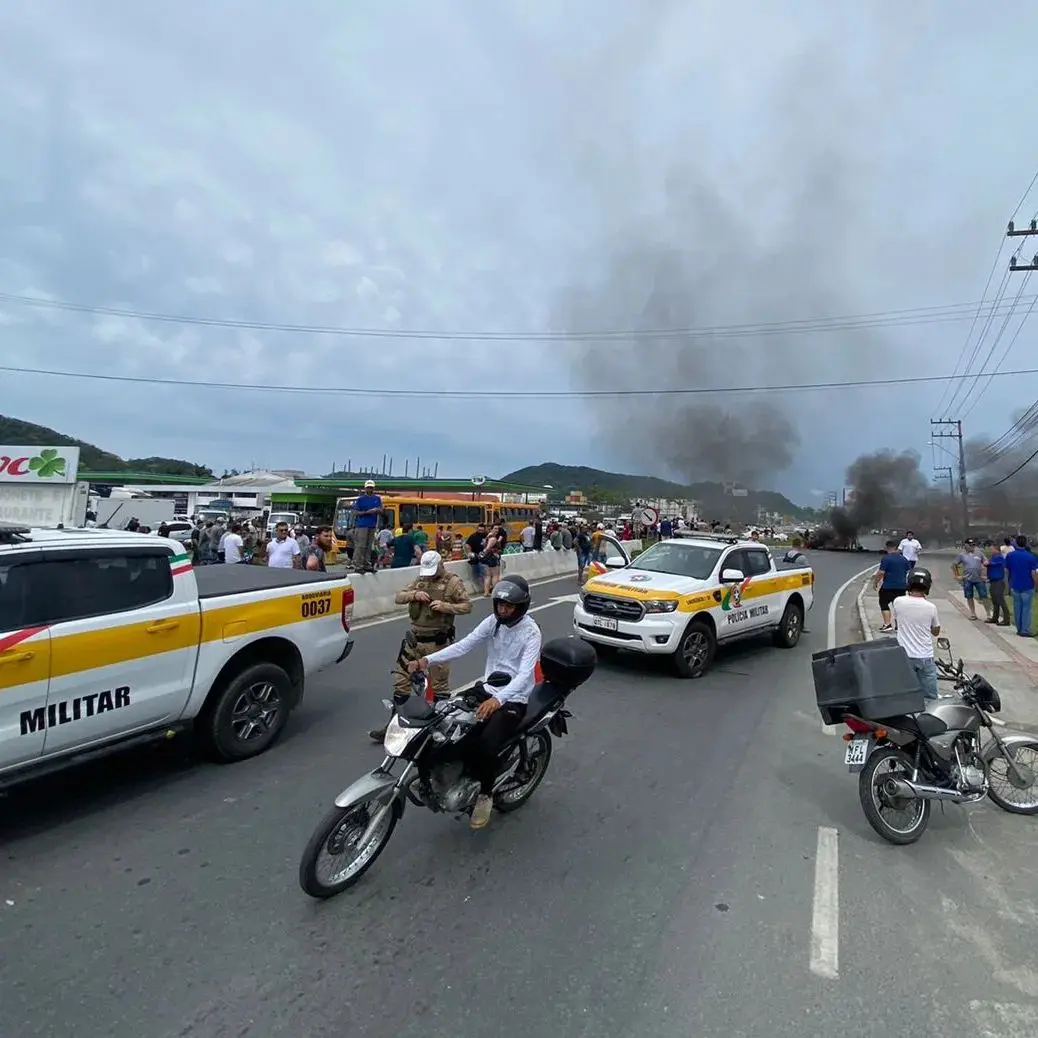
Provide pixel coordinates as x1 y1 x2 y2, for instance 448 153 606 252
369 550 472 742
408 574 542 830
890 566 943 700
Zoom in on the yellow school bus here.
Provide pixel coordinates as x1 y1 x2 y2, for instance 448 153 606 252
333 495 542 556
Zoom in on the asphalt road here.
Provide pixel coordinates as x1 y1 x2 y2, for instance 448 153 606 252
2 553 1036 1038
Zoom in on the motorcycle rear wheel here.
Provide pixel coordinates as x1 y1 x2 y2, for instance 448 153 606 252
494 733 552 813
299 800 398 899
858 746 931 845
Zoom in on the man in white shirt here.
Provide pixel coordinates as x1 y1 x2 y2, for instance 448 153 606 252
267 521 301 569
891 567 941 700
222 523 246 565
520 524 536 552
410 575 541 830
897 530 922 570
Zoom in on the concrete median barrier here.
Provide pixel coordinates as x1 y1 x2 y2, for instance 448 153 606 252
348 548 584 621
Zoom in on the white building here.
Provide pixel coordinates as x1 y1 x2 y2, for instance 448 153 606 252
111 471 299 517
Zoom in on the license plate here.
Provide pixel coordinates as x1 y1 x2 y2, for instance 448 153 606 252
593 616 619 632
844 738 872 767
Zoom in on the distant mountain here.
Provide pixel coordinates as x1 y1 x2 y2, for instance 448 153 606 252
501 463 810 519
0 415 214 478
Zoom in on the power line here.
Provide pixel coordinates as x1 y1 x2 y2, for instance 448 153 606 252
977 443 1038 489
5 362 1038 400
4 289 1038 342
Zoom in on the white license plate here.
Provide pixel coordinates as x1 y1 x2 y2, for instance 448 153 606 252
593 616 619 632
844 738 872 767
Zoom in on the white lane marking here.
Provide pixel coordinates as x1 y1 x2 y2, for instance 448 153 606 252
529 594 581 613
351 573 578 630
826 563 879 649
809 825 840 979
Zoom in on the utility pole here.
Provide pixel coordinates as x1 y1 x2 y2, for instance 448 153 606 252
1007 218 1038 270
933 465 953 499
930 419 968 537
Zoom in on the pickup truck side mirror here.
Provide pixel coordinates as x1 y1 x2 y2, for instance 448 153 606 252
605 555 627 569
720 568 745 583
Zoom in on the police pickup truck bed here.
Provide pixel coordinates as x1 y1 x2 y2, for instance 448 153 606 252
0 524 354 786
573 534 814 677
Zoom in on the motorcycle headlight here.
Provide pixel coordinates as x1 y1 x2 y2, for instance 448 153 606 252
643 599 678 613
383 715 423 757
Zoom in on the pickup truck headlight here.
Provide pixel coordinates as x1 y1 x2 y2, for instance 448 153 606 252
643 600 678 613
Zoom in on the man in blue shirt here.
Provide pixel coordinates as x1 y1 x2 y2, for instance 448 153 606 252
351 479 383 574
1004 535 1038 637
872 539 913 633
984 541 1009 626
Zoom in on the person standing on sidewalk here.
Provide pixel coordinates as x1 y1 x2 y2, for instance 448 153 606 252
984 541 1010 627
897 530 922 570
952 538 992 621
351 480 382 574
1004 535 1038 638
891 568 942 701
873 539 912 633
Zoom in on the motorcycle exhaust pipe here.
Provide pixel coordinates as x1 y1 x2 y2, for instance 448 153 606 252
882 777 972 803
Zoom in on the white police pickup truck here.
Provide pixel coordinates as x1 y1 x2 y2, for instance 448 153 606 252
573 533 814 677
0 523 354 787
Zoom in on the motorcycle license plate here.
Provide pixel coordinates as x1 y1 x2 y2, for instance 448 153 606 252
593 616 619 632
845 737 872 768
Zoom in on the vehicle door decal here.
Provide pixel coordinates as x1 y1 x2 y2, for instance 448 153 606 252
0 626 47 654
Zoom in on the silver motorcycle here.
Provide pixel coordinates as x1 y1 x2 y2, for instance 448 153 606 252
298 637 596 898
841 637 1038 845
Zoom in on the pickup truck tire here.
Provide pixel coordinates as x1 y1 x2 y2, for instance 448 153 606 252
200 662 293 763
772 600 804 649
672 619 716 678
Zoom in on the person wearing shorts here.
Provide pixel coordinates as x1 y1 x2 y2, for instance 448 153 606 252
953 539 991 620
873 539 912 633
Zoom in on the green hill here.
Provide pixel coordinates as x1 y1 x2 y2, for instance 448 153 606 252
0 415 214 478
501 463 809 519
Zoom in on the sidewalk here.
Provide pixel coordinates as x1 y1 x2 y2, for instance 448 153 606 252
856 569 1038 733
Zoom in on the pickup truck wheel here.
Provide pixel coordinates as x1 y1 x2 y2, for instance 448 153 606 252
201 662 293 763
672 620 716 678
772 600 804 648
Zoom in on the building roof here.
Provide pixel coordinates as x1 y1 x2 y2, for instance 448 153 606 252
294 477 549 494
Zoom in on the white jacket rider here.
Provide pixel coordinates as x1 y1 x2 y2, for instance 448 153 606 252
410 574 541 829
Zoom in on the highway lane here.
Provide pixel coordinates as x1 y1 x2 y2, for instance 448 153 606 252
3 553 1033 1038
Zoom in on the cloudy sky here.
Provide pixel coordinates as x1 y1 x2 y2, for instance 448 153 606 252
2 1 1037 503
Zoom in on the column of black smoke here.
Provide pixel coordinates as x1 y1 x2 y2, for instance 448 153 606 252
965 404 1038 532
828 450 929 539
549 34 892 491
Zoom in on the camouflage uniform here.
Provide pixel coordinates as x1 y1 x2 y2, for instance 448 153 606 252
391 571 472 696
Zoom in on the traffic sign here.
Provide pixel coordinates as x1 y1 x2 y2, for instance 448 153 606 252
634 506 659 526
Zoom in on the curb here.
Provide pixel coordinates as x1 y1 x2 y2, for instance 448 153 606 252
856 579 874 642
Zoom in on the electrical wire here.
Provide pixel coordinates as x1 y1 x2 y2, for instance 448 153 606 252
5 362 1038 399
3 289 1038 342
976 443 1038 488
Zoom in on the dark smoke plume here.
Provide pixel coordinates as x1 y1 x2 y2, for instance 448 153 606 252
551 37 890 491
965 405 1038 530
829 449 928 537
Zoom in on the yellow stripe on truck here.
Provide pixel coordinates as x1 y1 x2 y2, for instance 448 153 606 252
2 586 345 691
586 572 812 614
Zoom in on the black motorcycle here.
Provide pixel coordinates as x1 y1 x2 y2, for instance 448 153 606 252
298 638 596 898
828 637 1038 845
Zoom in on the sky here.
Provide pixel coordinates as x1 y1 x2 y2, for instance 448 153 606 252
2 0 1038 505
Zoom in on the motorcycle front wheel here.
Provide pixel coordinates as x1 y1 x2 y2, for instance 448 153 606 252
986 739 1038 814
858 746 931 845
299 799 398 899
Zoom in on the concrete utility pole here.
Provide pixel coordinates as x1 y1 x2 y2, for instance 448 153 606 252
930 419 968 537
1007 218 1038 270
933 465 954 500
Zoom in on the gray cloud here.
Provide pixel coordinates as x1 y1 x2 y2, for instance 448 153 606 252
1 2 1038 496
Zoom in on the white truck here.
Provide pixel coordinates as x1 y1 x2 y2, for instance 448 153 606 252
0 522 355 787
573 534 814 677
266 510 302 536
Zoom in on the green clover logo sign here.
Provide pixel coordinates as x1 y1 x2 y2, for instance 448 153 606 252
28 448 68 479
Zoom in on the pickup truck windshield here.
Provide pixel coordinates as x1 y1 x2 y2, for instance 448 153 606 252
630 543 723 580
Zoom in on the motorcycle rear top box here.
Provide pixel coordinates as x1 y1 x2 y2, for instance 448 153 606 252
812 640 926 725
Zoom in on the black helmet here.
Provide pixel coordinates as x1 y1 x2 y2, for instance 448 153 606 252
907 567 932 593
491 574 531 627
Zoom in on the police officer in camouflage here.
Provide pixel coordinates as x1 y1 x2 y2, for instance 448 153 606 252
368 550 472 741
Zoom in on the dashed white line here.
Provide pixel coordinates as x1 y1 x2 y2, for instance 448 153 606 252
809 825 840 979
